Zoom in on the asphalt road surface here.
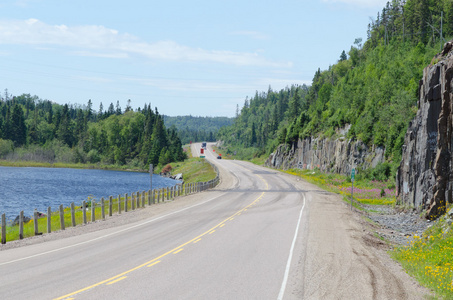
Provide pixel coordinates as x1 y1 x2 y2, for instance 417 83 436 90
0 144 429 299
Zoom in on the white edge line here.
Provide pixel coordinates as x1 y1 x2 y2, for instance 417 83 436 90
0 194 223 266
277 194 306 300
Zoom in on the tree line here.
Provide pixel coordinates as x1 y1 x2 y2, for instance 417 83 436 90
218 0 452 179
0 93 186 168
163 115 234 145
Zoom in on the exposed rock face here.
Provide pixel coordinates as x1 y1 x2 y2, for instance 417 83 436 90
265 135 385 175
397 41 453 219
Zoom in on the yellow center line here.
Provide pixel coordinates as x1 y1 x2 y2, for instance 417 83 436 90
220 224 225 228
193 238 202 244
106 276 127 286
54 164 269 300
209 230 216 234
173 249 184 255
147 261 161 267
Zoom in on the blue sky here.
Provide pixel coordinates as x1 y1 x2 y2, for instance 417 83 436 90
0 0 388 117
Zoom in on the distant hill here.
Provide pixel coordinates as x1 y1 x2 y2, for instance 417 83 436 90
163 115 234 144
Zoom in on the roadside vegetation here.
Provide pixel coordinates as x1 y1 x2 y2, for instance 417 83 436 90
392 213 453 298
285 168 396 207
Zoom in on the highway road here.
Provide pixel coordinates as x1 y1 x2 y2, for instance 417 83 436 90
0 144 428 299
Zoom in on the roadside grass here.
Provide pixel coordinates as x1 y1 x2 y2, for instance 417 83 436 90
285 168 396 207
171 157 217 184
391 212 453 299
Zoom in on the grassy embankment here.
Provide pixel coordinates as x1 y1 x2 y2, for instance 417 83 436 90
1 144 217 243
392 214 453 298
282 168 453 299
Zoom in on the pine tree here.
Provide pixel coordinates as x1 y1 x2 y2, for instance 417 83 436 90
10 104 26 146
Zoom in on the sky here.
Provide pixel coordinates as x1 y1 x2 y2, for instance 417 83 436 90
0 0 389 117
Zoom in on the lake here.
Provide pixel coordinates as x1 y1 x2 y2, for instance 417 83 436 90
0 166 180 222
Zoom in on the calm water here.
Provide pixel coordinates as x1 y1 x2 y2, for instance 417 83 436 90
0 166 179 221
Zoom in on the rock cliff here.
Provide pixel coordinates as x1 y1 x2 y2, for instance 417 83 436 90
397 41 453 219
265 131 385 175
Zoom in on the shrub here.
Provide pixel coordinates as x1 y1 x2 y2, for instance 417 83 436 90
162 164 172 174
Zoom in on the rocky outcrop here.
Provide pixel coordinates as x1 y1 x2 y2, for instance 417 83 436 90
265 134 385 175
397 40 453 219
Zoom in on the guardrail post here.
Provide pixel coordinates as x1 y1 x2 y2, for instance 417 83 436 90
142 191 145 207
71 203 76 227
34 210 39 236
83 201 87 224
59 204 65 230
2 213 6 244
131 193 135 210
137 191 140 208
91 200 96 222
125 193 128 212
19 211 24 239
152 189 156 204
148 190 151 205
109 196 113 217
101 197 105 220
47 206 52 233
118 195 122 214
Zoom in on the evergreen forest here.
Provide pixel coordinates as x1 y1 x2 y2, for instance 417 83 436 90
218 0 453 179
0 95 186 169
163 115 234 145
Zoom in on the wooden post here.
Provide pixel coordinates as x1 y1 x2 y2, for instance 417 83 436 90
118 195 122 214
19 211 24 240
152 189 156 204
59 204 65 230
91 200 96 222
47 206 52 233
141 191 145 207
109 196 113 217
157 189 161 203
131 193 135 210
136 191 140 208
1 213 6 244
83 201 87 224
71 203 76 227
148 190 151 205
34 210 39 236
125 193 128 212
101 197 105 220
149 164 153 190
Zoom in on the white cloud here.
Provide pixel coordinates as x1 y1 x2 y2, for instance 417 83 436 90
321 0 388 8
0 18 290 68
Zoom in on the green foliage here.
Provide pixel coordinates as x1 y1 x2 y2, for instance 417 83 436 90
0 98 186 168
218 0 449 167
163 115 233 144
